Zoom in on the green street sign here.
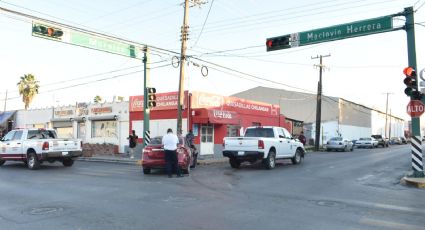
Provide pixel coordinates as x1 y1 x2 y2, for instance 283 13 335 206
69 32 139 59
266 15 394 51
32 21 141 59
293 16 393 47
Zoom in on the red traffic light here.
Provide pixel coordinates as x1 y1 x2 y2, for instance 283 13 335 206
403 67 416 77
266 40 273 48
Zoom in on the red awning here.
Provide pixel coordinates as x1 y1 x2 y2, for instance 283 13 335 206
192 109 240 125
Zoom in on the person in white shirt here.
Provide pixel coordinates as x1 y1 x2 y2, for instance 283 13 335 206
162 128 182 178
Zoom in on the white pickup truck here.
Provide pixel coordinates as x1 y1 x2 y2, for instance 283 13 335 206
0 129 82 170
222 126 305 169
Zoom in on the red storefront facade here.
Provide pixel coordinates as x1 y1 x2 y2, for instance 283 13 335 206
129 91 291 156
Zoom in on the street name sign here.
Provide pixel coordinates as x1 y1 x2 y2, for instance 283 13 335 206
32 21 142 59
407 100 425 118
267 15 394 51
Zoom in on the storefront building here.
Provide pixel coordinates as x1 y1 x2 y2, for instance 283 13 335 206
130 91 291 158
13 101 129 153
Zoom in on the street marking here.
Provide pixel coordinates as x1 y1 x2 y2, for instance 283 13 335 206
360 218 424 230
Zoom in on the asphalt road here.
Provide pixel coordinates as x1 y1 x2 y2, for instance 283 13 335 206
0 144 424 230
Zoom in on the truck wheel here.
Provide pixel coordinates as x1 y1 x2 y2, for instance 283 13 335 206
62 159 74 167
0 159 5 166
229 158 241 169
263 151 276 169
143 168 151 174
291 149 303 165
27 152 40 170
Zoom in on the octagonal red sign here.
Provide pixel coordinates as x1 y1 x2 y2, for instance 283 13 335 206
407 100 425 117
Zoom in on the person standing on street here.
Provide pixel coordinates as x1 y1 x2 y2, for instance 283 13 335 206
298 131 306 146
128 130 138 159
186 129 195 149
162 128 183 178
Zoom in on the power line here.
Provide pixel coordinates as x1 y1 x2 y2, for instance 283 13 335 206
191 0 215 48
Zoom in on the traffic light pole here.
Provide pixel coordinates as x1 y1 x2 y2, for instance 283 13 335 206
405 7 424 178
143 46 151 148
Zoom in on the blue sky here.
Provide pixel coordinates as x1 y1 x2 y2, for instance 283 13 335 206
0 0 424 121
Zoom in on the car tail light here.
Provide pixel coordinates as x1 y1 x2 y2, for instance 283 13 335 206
42 142 49 150
258 140 264 149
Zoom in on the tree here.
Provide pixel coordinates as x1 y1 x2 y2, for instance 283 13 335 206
94 95 102 103
17 74 40 110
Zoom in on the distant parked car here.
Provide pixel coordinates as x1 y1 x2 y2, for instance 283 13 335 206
355 137 378 148
400 137 407 144
371 135 389 147
390 137 402 145
325 137 354 152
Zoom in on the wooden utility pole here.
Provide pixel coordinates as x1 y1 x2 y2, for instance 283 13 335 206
177 0 206 135
383 92 393 138
312 54 330 151
3 90 7 112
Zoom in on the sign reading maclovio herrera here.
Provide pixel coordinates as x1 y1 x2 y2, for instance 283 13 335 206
267 15 394 50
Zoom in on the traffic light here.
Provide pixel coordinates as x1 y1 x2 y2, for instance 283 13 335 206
32 23 64 40
403 66 421 99
266 34 291 52
146 87 156 108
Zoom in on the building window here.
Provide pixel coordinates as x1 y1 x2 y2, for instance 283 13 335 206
226 125 240 137
78 122 86 139
91 120 117 138
201 124 213 143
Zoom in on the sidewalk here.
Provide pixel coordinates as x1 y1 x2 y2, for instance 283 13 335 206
77 153 228 166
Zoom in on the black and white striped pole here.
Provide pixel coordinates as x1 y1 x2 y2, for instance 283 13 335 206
410 136 423 174
144 130 151 146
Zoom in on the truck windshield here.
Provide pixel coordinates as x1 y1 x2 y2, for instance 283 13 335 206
244 128 274 138
27 130 57 139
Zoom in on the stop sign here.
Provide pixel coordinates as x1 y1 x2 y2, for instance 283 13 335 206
407 100 425 117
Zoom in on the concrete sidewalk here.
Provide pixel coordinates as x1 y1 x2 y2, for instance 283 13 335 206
77 153 228 166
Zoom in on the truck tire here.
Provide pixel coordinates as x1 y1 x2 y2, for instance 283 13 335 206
27 152 40 170
263 150 276 169
62 159 74 167
291 149 303 165
143 168 151 174
229 158 241 169
0 159 5 166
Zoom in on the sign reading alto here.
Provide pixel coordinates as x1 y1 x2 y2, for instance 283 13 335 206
32 21 141 59
266 15 394 51
407 100 425 118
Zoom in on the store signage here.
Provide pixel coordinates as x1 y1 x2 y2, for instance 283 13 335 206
208 110 240 124
191 91 279 117
54 109 74 117
129 91 188 112
91 107 112 114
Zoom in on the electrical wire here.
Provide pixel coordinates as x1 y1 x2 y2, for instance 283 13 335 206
191 0 215 48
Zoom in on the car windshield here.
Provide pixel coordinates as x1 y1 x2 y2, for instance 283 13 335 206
244 128 274 138
359 138 371 140
330 137 342 141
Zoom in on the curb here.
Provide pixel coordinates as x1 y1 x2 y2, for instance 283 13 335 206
400 176 425 189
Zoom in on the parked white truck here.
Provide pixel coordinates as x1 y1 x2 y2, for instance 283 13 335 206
222 126 305 169
0 129 82 170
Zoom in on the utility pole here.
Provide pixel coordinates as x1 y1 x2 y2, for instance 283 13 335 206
312 54 330 151
143 46 150 148
383 92 393 138
177 0 206 135
3 90 7 112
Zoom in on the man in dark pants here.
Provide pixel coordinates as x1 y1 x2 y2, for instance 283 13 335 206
162 128 182 178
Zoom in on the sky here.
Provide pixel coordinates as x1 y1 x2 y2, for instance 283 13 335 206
0 0 424 122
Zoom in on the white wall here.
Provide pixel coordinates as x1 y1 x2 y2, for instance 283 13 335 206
339 124 371 141
371 110 404 138
15 108 53 129
150 118 187 137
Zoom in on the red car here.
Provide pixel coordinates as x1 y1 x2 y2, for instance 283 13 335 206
142 136 198 175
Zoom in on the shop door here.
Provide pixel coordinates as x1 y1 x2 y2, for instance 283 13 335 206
200 124 214 155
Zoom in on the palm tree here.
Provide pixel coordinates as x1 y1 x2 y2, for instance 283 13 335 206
17 74 40 110
94 95 102 103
